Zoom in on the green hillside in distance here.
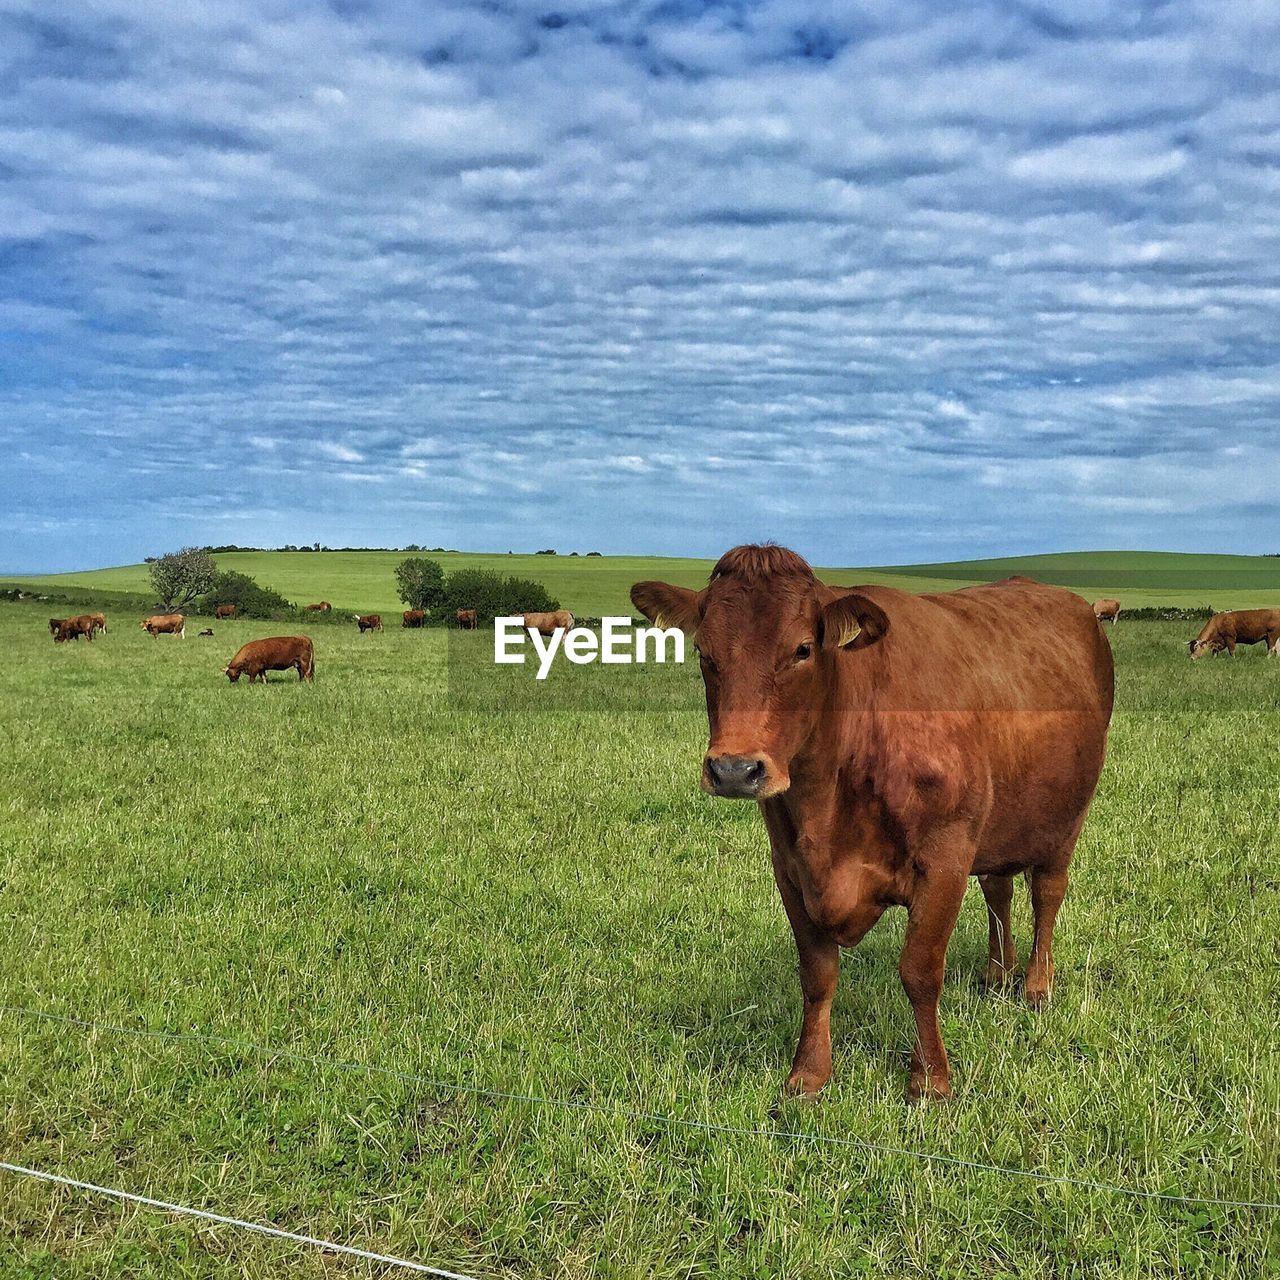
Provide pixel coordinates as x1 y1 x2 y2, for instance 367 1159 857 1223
8 548 1279 616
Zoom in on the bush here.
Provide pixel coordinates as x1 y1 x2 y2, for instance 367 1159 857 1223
442 569 558 623
200 570 293 619
1123 606 1215 622
150 546 217 609
395 557 446 611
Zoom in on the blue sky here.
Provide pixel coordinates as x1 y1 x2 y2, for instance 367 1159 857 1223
3 0 1280 572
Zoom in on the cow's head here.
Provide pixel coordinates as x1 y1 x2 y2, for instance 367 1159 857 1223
632 544 888 800
222 663 242 682
1188 636 1218 660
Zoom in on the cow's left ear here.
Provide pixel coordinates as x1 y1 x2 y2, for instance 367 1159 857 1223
821 592 889 651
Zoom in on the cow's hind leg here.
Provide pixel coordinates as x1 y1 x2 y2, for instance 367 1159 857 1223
1025 868 1069 1008
978 873 1017 989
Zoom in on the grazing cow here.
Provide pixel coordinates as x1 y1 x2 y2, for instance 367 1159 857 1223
1189 608 1280 659
141 614 186 638
521 610 574 635
215 604 237 620
54 614 95 643
198 628 215 637
456 608 478 630
223 635 314 684
1092 598 1120 625
631 544 1114 1101
48 618 63 635
304 601 332 612
354 613 383 633
402 609 426 628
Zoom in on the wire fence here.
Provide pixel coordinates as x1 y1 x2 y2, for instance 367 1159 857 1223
0 1159 477 1277
4 1002 1278 1214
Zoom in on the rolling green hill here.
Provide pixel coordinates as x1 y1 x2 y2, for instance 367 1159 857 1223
7 548 1279 617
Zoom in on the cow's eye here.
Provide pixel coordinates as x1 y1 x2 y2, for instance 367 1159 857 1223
698 650 717 672
794 642 813 663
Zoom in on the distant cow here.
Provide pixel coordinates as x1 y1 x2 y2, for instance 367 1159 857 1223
304 601 332 612
87 612 107 635
215 604 237 620
456 608 478 630
354 614 383 633
1189 609 1280 659
632 545 1114 1101
223 635 314 683
521 610 574 635
54 614 95 643
141 614 186 638
48 618 63 635
1092 598 1121 625
198 628 215 637
402 610 426 628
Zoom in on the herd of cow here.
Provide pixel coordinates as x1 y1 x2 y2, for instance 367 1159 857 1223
39 553 1280 1100
46 606 577 686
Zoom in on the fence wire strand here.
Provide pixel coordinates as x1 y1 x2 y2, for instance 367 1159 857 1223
0 1159 478 1277
3 1003 1277 1214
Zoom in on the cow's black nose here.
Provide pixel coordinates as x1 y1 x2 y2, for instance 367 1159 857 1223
705 755 767 798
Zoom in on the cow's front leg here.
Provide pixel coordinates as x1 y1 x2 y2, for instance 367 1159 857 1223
772 860 839 1097
900 861 968 1102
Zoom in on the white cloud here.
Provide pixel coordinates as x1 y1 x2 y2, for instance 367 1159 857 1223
316 442 364 463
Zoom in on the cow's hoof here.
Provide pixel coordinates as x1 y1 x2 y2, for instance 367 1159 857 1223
783 1071 827 1101
1025 966 1054 1008
982 962 1017 991
906 1072 952 1104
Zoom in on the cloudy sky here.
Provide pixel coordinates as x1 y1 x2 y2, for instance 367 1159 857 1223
3 0 1280 571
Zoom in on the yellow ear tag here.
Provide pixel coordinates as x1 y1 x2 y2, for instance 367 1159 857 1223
838 621 862 647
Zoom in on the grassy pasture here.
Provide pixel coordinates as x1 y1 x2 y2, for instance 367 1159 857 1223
9 547 1280 618
1 602 1279 1278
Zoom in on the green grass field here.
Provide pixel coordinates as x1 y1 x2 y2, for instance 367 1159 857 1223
2 592 1279 1278
9 547 1280 617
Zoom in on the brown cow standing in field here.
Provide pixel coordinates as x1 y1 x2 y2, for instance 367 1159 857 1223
54 615 95 643
141 614 186 638
632 544 1114 1101
1092 598 1120 625
456 608 478 630
89 612 107 635
1189 609 1280 658
354 614 383 633
304 602 332 612
521 610 574 635
402 610 426 628
215 604 237 620
223 636 314 683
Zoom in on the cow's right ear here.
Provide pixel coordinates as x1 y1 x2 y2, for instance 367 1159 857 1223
821 592 890 651
630 581 702 633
